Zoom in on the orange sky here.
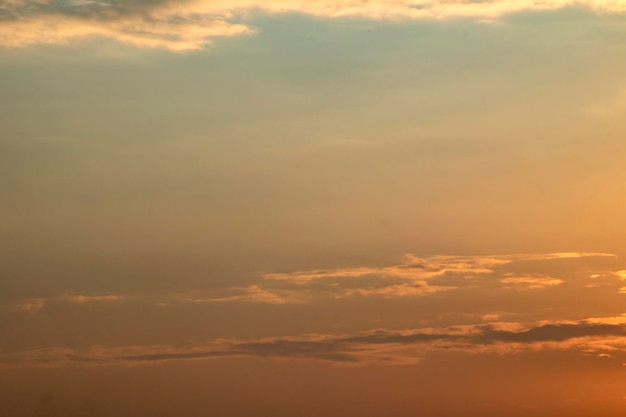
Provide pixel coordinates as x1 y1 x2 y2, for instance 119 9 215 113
2 1 626 416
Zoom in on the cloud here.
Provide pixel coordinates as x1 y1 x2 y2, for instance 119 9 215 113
147 252 613 304
0 0 252 51
499 275 564 289
339 282 452 298
0 298 46 313
1 252 614 313
61 295 127 304
0 293 126 313
4 316 626 368
2 1 626 50
175 285 305 305
264 252 614 283
258 252 612 300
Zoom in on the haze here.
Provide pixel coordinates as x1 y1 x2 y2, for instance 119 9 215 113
2 1 626 416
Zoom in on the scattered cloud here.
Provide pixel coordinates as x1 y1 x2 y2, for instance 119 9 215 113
2 1 626 50
264 252 614 283
260 252 612 300
1 252 616 313
4 316 626 367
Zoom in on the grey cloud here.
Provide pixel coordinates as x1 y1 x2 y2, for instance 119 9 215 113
5 316 626 367
115 350 240 362
473 322 626 344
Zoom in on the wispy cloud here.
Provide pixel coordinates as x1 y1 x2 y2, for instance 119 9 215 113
0 298 46 313
1 293 127 313
499 275 564 289
339 282 452 298
259 252 612 299
4 315 626 368
61 294 127 304
2 1 626 50
1 252 615 313
174 285 305 305
159 252 616 304
264 252 614 283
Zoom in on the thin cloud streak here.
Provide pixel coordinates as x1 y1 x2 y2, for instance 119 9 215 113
499 276 564 289
2 1 626 50
4 316 626 368
0 294 127 313
264 252 614 283
175 285 306 305
0 298 46 313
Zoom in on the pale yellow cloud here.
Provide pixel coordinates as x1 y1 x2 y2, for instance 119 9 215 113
179 285 305 304
339 282 452 298
2 1 626 50
500 275 564 289
0 13 251 51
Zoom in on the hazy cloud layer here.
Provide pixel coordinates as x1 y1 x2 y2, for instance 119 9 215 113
2 0 626 50
4 316 626 367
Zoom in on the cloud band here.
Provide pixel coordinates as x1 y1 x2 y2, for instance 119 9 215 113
1 1 626 50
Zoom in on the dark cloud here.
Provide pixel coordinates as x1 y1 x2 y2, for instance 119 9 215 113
4 317 626 367
475 323 626 344
115 350 240 362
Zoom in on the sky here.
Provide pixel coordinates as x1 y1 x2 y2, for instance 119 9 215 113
2 1 626 416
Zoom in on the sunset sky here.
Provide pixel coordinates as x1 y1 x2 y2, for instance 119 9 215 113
2 1 626 416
